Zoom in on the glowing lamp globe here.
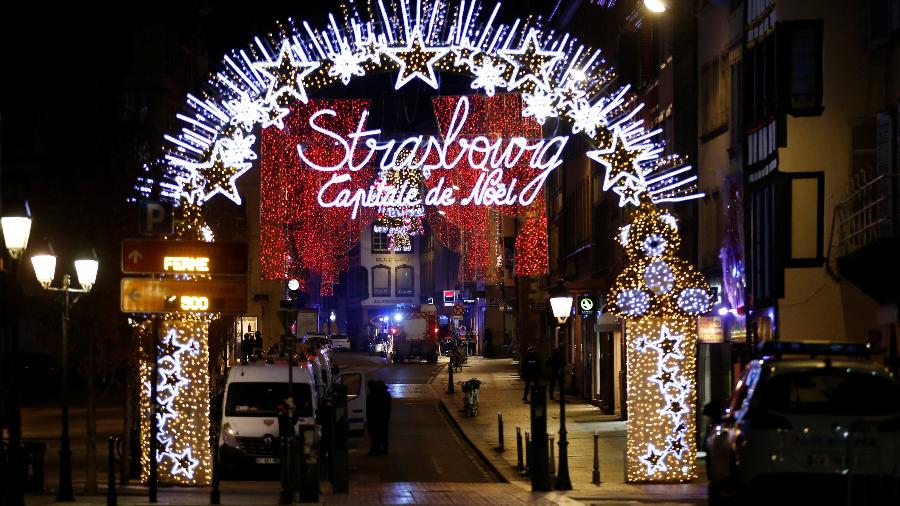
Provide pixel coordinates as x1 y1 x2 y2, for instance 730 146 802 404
1 216 32 260
644 0 667 13
31 254 57 289
548 280 574 324
74 258 99 292
287 279 300 291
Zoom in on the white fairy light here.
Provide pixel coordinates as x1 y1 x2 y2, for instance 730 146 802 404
521 88 558 124
469 56 507 96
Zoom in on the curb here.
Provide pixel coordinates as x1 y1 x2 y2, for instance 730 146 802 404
435 398 510 484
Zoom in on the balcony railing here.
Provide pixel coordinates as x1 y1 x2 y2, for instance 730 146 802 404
835 173 900 256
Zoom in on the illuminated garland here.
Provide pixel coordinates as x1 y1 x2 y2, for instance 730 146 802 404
136 0 703 212
608 200 712 483
139 319 212 485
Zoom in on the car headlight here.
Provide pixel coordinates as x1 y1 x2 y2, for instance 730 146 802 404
221 422 239 447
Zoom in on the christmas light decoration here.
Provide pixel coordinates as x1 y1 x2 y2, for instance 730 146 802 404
384 27 449 90
143 0 704 214
608 200 713 483
139 319 212 485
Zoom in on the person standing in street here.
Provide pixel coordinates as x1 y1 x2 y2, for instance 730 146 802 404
546 345 564 400
521 346 540 403
366 381 385 455
377 381 392 455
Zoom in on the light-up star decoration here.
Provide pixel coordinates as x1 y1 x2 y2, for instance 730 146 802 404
613 178 644 208
254 41 319 105
500 30 563 92
384 28 448 90
587 126 655 192
185 142 252 205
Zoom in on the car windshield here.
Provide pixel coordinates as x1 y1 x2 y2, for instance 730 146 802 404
753 369 900 416
225 382 313 417
332 334 349 341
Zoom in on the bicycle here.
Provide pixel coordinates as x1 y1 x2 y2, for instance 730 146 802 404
460 378 484 417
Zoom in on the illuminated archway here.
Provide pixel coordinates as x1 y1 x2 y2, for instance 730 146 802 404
137 0 710 485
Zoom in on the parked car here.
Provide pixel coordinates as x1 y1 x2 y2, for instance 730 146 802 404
704 341 900 505
330 333 351 352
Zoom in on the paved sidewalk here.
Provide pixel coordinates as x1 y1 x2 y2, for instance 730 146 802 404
432 356 708 504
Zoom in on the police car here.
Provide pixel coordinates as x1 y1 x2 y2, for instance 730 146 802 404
704 342 900 505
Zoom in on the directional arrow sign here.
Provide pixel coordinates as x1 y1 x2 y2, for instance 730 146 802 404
120 278 247 314
121 239 247 275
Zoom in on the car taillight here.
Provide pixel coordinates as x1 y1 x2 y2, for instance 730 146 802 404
749 411 793 430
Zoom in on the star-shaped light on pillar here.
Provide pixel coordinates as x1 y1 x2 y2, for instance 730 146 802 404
648 324 685 360
385 27 448 90
500 30 563 93
639 444 668 474
253 41 319 105
169 447 199 479
191 143 252 205
587 126 655 192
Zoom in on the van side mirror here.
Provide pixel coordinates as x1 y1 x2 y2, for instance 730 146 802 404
703 400 724 422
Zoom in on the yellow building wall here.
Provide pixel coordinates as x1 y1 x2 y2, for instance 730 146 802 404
776 0 882 342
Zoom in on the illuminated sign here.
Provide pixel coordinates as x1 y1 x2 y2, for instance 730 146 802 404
443 290 457 304
120 278 247 314
301 97 569 218
697 316 723 344
122 239 247 275
164 256 210 272
179 296 210 311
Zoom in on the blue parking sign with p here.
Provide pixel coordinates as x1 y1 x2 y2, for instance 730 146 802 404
139 200 174 235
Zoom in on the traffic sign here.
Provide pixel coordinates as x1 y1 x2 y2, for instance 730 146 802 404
578 295 596 316
121 278 247 314
139 200 174 235
453 304 465 316
121 239 248 275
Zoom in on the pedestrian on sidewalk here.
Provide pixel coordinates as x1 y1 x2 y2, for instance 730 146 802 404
366 380 383 455
521 346 540 403
547 345 564 400
377 381 392 455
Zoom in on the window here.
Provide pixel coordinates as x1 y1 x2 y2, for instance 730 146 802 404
395 265 414 296
372 265 390 296
336 372 362 401
226 383 313 417
785 172 825 267
777 20 824 117
372 230 390 253
700 54 731 139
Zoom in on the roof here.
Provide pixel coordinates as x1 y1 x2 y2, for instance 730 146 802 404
227 364 315 384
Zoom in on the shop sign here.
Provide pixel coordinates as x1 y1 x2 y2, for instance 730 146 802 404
697 316 724 344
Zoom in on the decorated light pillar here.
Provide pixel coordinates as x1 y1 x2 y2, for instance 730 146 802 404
608 200 713 482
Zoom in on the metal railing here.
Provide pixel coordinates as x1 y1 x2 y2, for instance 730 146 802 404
835 173 900 256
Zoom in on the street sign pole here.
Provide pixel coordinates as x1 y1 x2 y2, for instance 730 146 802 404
149 315 159 503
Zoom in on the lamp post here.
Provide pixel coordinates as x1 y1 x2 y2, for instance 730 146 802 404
1 206 33 506
30 249 98 502
548 280 573 491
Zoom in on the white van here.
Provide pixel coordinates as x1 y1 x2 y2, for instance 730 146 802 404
218 364 318 470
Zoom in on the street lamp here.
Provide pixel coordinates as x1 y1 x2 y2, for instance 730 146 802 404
1 204 32 506
548 279 573 491
30 248 98 502
644 0 667 13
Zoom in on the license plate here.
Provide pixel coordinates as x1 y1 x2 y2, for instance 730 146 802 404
255 457 279 464
810 454 845 467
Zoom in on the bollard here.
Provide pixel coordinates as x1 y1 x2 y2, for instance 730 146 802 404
210 440 221 504
278 437 292 504
592 431 601 485
524 432 531 476
549 436 556 483
447 356 455 394
515 427 524 470
106 437 116 506
497 413 504 451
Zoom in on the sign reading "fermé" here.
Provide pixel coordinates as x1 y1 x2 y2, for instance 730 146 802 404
121 239 247 275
